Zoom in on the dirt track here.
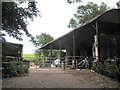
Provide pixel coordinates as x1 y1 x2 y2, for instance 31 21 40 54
2 66 120 88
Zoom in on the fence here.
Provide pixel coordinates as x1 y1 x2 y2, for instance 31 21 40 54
2 56 30 70
65 56 94 70
38 56 95 71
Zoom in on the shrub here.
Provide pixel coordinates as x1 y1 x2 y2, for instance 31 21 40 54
22 64 29 73
2 61 29 78
91 61 104 74
91 58 120 81
104 61 119 79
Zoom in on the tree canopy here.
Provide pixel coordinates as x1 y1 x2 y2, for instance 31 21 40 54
68 2 109 28
116 1 120 8
33 33 54 48
2 1 40 41
32 33 54 61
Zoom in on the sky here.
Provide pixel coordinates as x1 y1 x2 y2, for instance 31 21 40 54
5 0 119 54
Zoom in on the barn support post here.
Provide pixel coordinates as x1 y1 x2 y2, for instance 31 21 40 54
39 49 42 67
92 22 100 61
59 40 62 68
0 2 2 88
96 22 100 61
50 46 52 69
72 32 76 69
0 37 2 86
43 49 46 67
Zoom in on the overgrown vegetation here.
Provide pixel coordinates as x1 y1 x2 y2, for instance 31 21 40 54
91 58 120 81
3 61 29 78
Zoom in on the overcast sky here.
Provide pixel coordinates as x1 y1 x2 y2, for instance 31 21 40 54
5 0 119 54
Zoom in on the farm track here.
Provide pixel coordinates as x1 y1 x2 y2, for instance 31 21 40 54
2 65 120 88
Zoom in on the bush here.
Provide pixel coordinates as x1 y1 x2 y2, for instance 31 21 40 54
91 61 104 74
104 62 119 78
22 64 29 73
91 58 120 81
3 61 29 78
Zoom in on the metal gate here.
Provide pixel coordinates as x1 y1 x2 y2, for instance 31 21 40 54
29 56 95 72
64 56 94 70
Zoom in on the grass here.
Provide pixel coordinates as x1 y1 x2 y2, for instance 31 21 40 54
23 54 36 61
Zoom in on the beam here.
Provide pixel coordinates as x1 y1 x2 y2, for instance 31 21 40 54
50 46 52 69
72 32 76 68
43 49 46 67
96 22 100 61
59 40 62 67
92 22 100 61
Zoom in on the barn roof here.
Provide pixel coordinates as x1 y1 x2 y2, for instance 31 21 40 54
40 9 120 50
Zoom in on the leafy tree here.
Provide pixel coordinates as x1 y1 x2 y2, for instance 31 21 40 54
68 2 109 28
33 33 54 61
116 1 120 8
2 1 40 41
33 33 54 47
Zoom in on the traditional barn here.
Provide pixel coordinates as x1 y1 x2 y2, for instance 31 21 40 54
40 9 120 68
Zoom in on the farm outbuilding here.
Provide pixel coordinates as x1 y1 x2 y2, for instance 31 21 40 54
1 38 23 65
2 40 23 58
40 9 120 68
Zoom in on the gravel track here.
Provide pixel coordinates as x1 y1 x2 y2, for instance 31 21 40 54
2 66 120 88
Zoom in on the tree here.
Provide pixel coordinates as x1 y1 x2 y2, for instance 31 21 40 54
33 33 54 61
33 33 54 48
68 2 109 28
116 1 120 8
2 1 40 41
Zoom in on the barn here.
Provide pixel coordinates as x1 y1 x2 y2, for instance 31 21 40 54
40 9 120 68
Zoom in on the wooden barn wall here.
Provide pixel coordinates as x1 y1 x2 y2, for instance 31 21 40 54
2 40 23 58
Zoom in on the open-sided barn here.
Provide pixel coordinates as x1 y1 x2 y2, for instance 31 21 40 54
40 9 120 68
